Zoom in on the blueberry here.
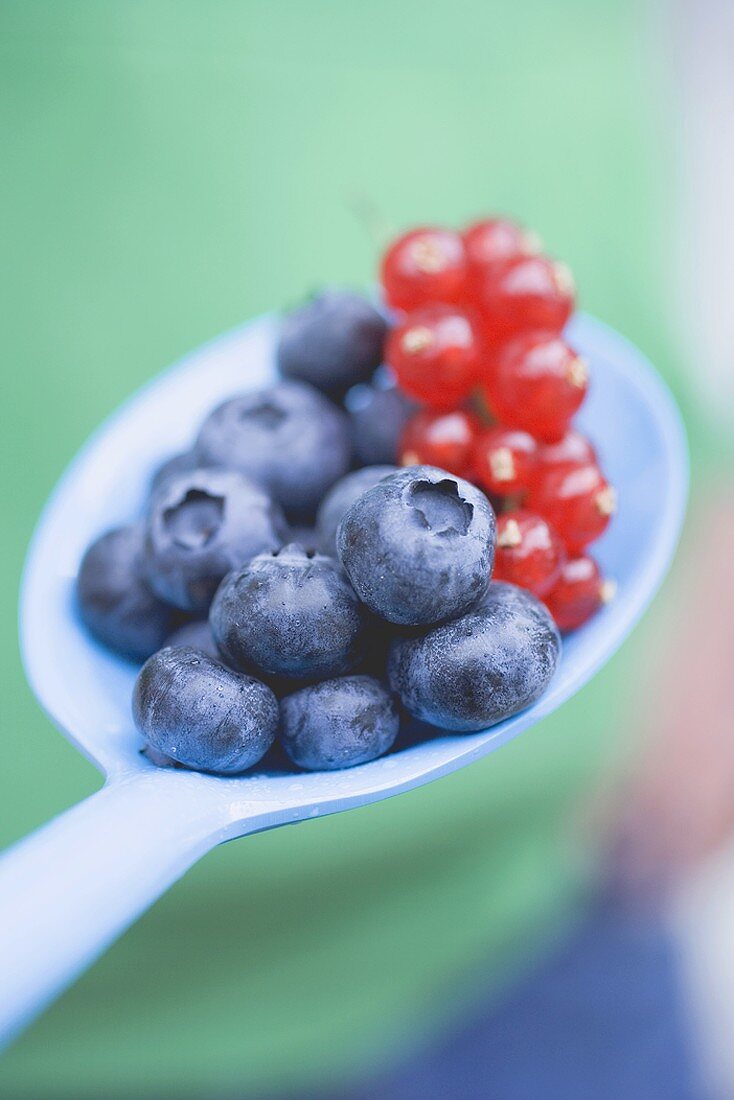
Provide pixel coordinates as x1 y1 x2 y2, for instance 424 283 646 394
144 467 287 614
210 544 368 680
133 646 278 775
195 381 352 520
278 290 388 397
165 619 222 661
76 524 176 661
281 675 399 770
387 581 561 732
315 465 397 557
345 370 416 465
337 465 496 626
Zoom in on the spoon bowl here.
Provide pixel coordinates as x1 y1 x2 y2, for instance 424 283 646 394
1 311 687 1047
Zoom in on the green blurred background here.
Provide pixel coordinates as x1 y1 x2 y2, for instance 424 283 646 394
0 1 688 1096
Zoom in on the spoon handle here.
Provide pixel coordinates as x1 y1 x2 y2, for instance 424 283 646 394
0 770 223 1049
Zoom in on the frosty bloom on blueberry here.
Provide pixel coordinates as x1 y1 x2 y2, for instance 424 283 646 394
315 465 397 558
76 524 177 661
337 465 496 626
195 381 352 520
345 371 416 466
277 289 388 398
210 544 368 681
387 582 560 732
144 467 287 614
133 646 278 775
281 675 399 771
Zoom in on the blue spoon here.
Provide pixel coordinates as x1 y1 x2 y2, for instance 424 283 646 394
0 312 687 1047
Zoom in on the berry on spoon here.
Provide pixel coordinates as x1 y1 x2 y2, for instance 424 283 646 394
144 468 286 614
400 408 479 479
472 426 538 498
544 555 616 632
474 254 575 344
337 465 496 626
463 217 541 278
387 581 560 732
277 290 388 398
380 227 467 311
281 675 399 771
132 646 278 775
484 332 589 443
385 304 483 409
528 461 616 553
315 465 397 558
195 381 351 521
210 544 368 681
345 370 416 466
76 525 176 661
492 511 566 598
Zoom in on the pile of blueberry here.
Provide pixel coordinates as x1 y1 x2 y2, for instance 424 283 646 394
76 215 614 777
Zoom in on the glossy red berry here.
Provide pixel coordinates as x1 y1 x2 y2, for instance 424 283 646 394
463 218 541 279
484 333 589 443
537 429 597 476
528 461 616 553
472 427 538 497
493 511 566 598
474 254 575 343
544 555 615 632
380 227 468 312
385 304 483 409
400 409 479 478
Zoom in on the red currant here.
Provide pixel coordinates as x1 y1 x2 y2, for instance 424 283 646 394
493 511 566 598
528 461 616 553
537 429 597 476
544 555 615 632
380 227 468 312
400 409 479 478
385 304 483 409
484 333 589 442
463 217 541 278
474 254 575 343
472 427 538 497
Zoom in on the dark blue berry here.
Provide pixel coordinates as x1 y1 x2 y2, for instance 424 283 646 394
144 467 287 614
337 465 496 626
210 544 368 680
387 581 561 732
195 381 352 520
315 465 397 557
76 524 176 661
345 369 416 465
165 619 222 661
278 290 388 397
133 646 278 774
281 675 399 770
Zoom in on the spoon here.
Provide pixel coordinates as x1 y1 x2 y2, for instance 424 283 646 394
0 311 687 1047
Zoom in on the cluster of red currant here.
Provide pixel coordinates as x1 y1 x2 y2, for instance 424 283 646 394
379 219 617 632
